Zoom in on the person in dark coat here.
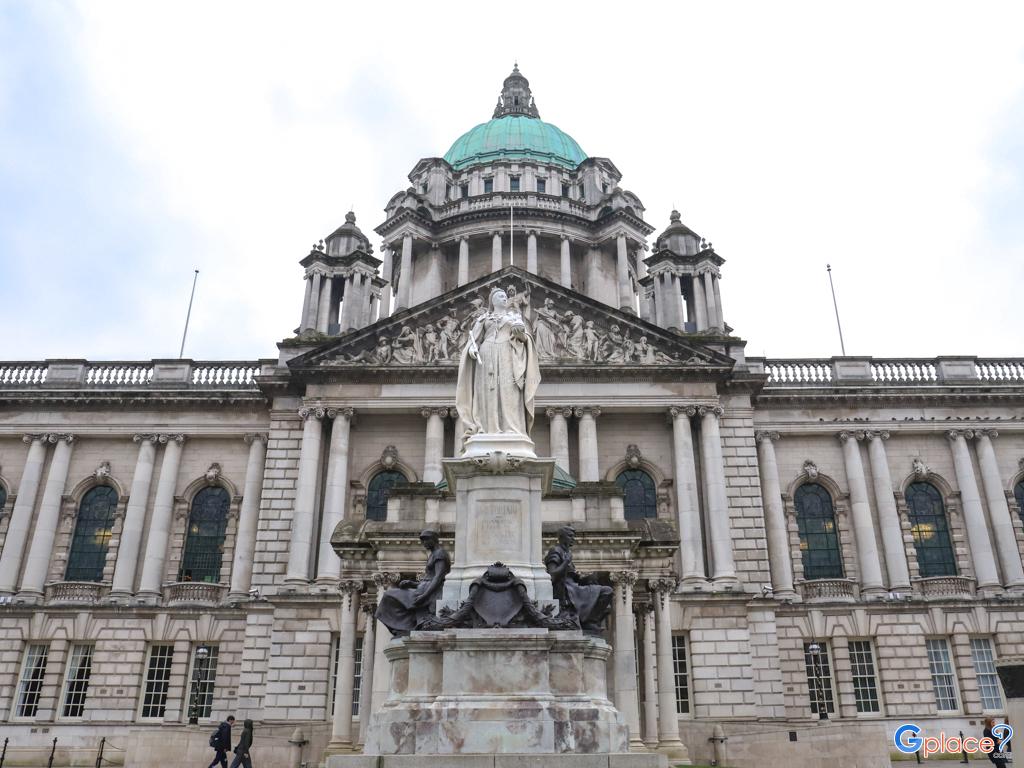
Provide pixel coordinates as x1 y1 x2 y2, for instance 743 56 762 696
984 716 1009 768
207 715 234 768
228 718 253 768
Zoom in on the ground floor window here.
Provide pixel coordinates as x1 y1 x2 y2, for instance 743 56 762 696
671 634 690 714
140 645 174 719
16 644 49 718
188 645 219 720
926 638 959 712
61 644 94 718
803 642 835 715
330 634 364 717
970 638 1004 711
848 640 881 713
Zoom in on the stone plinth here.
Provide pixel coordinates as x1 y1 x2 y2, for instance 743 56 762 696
345 629 638 761
441 455 555 604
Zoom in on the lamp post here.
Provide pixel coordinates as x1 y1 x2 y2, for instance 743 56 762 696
807 642 828 720
188 645 210 725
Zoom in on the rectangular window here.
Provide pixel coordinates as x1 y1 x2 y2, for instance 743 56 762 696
971 638 1004 711
510 176 520 192
188 645 219 720
484 178 493 194
445 183 451 199
330 635 364 718
926 638 959 711
578 185 585 200
460 183 469 199
848 640 881 714
61 644 94 718
140 645 174 719
561 183 570 197
15 644 49 718
803 642 835 715
536 178 546 194
671 634 690 714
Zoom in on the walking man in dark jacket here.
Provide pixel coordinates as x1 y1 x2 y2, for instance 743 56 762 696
229 718 254 768
208 715 234 768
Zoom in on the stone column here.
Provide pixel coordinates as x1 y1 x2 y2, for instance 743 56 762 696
974 430 1024 591
703 271 719 329
546 407 571 474
379 247 392 319
712 275 725 328
421 407 448 484
303 271 322 331
0 437 47 594
669 274 685 330
946 430 1000 591
457 237 470 286
616 234 634 313
559 235 571 288
651 578 689 761
653 273 666 328
491 231 503 272
864 431 911 591
327 580 363 754
527 231 538 274
357 599 377 746
317 409 355 584
755 431 796 598
692 274 708 331
20 434 74 598
396 235 413 311
370 572 400 716
317 274 333 333
574 407 601 482
610 571 643 750
669 407 705 585
299 275 314 331
285 408 325 586
837 431 885 595
109 434 160 600
339 276 356 333
137 434 185 601
228 433 268 601
698 406 736 584
637 248 651 321
635 600 659 749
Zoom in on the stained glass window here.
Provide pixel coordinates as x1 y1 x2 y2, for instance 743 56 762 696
0 484 7 512
615 469 657 520
905 482 956 577
794 484 843 580
366 470 405 522
65 486 118 582
1015 480 1024 526
178 486 230 583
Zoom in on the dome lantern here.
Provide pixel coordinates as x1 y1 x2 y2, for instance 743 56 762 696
493 62 540 119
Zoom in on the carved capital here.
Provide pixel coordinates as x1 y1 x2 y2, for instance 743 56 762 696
46 433 75 445
360 597 378 615
421 406 450 419
755 430 781 444
865 430 890 441
243 433 269 445
649 577 677 606
696 405 724 418
133 433 160 445
546 407 574 420
372 571 401 589
339 580 364 595
946 429 974 441
573 406 602 419
610 571 639 600
632 599 655 617
23 433 47 444
668 405 698 420
837 430 867 443
335 407 356 421
158 434 186 445
298 406 325 421
975 428 999 440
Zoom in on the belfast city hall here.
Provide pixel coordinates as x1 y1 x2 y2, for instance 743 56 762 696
2 66 1024 767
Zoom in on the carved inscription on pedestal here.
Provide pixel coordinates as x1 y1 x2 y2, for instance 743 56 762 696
471 500 524 558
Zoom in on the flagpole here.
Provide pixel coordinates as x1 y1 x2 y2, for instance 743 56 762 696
826 264 846 356
179 269 200 359
509 200 514 267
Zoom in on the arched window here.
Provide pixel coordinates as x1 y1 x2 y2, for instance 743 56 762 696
905 482 956 577
65 486 118 582
178 487 230 583
794 483 843 580
0 484 7 512
615 469 657 520
366 470 405 522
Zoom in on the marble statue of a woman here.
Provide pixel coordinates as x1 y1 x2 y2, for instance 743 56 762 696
455 287 541 457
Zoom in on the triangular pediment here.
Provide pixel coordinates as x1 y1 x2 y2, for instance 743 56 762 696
288 267 736 375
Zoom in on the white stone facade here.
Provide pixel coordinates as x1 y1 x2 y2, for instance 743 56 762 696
1 68 1024 767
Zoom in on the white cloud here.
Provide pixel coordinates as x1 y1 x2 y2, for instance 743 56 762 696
4 0 1023 360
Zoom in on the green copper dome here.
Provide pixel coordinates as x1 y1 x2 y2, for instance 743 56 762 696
444 115 587 171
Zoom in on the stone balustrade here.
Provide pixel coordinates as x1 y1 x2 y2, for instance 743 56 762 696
913 575 976 600
797 578 857 602
434 191 589 220
752 356 1024 387
45 581 110 605
0 360 270 389
164 581 228 606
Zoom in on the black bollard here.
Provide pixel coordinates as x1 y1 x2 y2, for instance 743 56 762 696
95 737 106 768
47 737 57 768
1 736 7 768
960 730 969 764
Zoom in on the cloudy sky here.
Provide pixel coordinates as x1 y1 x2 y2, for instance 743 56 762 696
1 1 1022 362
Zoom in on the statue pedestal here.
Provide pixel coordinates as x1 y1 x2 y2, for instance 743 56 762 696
463 432 537 459
441 454 555 605
341 629 639 760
